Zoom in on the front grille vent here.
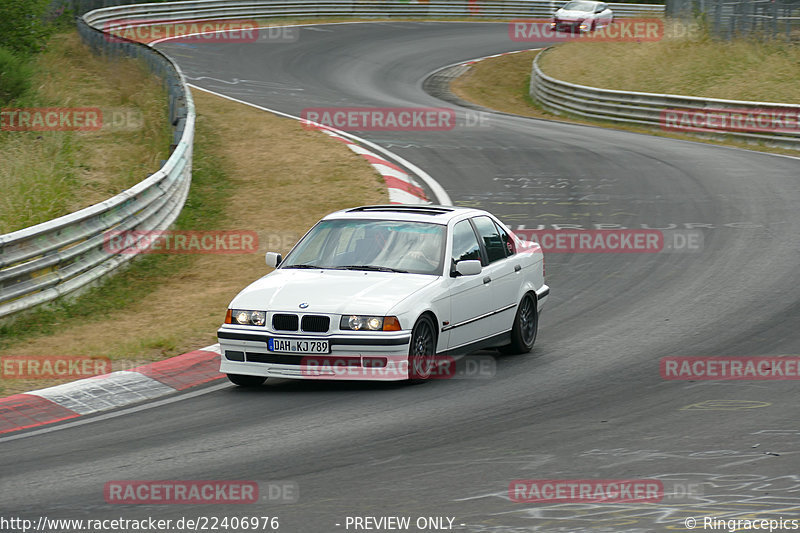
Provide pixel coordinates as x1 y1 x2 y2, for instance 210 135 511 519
273 314 299 331
301 315 330 333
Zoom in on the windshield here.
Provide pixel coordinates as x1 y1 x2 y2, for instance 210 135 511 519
563 1 596 11
281 218 446 275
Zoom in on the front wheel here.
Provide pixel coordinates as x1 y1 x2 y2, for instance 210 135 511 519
227 373 266 387
408 315 437 381
499 293 538 355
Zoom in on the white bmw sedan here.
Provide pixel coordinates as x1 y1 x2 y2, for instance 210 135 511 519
551 0 614 33
217 205 549 385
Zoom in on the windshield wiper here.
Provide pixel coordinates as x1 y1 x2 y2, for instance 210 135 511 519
282 264 323 269
335 265 409 273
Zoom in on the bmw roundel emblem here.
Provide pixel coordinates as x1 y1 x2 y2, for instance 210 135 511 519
299 302 309 309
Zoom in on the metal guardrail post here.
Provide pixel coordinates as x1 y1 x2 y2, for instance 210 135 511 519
713 0 722 35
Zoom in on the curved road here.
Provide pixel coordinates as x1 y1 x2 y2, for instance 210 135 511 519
2 22 799 532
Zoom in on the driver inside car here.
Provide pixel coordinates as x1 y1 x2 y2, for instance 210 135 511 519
404 232 440 271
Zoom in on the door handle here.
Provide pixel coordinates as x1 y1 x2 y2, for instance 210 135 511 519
483 276 492 284
514 264 521 272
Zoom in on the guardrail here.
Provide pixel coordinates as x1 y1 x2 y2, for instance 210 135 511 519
0 16 194 319
530 48 800 149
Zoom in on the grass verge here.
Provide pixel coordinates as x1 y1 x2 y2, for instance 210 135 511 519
539 37 800 103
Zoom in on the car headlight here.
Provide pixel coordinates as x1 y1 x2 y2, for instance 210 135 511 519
225 309 266 326
340 315 401 331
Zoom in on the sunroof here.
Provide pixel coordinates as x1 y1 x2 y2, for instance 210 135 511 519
347 205 454 215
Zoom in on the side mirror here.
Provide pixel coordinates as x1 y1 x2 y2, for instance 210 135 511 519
455 260 482 276
265 251 282 268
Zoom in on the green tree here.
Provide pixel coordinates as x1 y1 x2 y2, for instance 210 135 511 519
0 0 54 56
0 46 32 104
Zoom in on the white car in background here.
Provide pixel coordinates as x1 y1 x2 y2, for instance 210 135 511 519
551 0 614 33
217 205 549 386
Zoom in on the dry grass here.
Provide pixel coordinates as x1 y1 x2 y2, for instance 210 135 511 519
451 50 547 117
0 32 170 233
0 89 387 397
450 46 800 155
540 33 800 103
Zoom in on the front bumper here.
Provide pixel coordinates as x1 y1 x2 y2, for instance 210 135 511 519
551 19 589 32
217 326 413 381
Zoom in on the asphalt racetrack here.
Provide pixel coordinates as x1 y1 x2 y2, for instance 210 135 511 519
2 22 799 533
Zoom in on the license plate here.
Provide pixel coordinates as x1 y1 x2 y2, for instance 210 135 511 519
268 338 330 354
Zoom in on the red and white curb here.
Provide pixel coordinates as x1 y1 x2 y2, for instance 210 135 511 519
310 125 429 204
0 345 223 435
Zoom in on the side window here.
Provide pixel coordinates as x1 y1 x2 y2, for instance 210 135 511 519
472 216 507 264
496 222 515 256
451 220 481 264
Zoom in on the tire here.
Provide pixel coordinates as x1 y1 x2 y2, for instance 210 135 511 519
408 314 437 381
227 373 266 387
499 293 538 355
590 20 597 31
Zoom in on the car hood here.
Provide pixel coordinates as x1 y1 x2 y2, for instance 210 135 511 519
229 269 438 316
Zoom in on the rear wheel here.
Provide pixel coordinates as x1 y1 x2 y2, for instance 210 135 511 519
408 315 437 381
227 374 266 387
499 293 538 355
